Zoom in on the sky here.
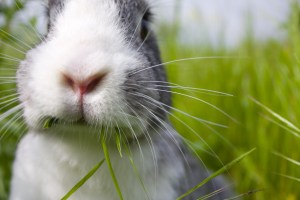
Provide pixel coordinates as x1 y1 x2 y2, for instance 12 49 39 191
154 0 294 48
1 0 297 48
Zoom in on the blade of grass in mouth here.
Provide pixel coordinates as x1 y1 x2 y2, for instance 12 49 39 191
102 140 124 200
61 159 105 200
43 117 60 129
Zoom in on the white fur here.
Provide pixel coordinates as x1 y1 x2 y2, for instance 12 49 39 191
11 0 183 199
11 127 184 200
22 0 147 129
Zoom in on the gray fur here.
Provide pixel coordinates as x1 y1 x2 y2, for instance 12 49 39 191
115 0 172 121
47 0 65 29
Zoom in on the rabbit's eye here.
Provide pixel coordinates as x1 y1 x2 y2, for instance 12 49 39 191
140 11 152 40
140 19 150 40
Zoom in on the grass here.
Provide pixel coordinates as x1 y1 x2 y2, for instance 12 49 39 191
0 2 299 200
157 5 300 199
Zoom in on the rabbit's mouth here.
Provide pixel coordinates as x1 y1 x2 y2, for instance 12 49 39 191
42 116 88 129
40 116 147 142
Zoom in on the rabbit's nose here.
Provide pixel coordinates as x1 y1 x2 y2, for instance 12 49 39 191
62 72 108 95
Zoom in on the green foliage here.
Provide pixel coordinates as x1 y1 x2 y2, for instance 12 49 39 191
158 4 300 200
0 2 25 199
0 1 299 200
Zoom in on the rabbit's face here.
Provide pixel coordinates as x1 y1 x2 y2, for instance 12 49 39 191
17 0 171 136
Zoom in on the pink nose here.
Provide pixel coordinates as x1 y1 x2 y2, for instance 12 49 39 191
63 72 107 95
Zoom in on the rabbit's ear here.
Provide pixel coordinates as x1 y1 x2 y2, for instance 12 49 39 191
47 0 65 30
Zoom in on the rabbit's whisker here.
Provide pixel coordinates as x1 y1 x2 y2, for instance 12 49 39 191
129 93 219 191
137 80 233 97
0 40 27 55
0 56 22 62
117 109 155 199
126 90 227 128
224 189 264 200
0 104 23 127
0 72 17 77
136 30 151 53
0 111 23 140
0 29 32 50
0 81 17 85
136 101 194 170
14 120 27 143
0 99 19 108
14 1 46 44
117 104 144 160
128 91 227 169
0 68 18 71
0 77 17 80
0 93 18 101
128 6 152 46
124 83 237 148
0 62 19 67
127 83 237 123
0 88 17 94
0 102 22 119
0 53 22 60
131 56 240 75
123 104 158 173
198 186 230 200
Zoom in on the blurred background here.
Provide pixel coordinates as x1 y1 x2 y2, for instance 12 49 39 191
0 0 300 199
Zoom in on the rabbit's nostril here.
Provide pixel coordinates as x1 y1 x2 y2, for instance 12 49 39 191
84 73 107 94
62 72 108 95
63 74 75 89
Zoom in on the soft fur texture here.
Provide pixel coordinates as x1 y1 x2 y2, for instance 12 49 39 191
11 0 232 199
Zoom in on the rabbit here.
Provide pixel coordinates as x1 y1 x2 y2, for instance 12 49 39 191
10 0 233 199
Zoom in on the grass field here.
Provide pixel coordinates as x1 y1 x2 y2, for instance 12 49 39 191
0 2 300 200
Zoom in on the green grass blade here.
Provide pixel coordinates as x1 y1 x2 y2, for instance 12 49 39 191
274 173 300 183
251 97 300 136
116 133 123 158
197 188 225 200
224 189 264 200
102 141 124 200
119 135 150 199
126 152 150 200
272 151 300 166
176 148 256 200
43 117 59 129
61 159 105 200
263 115 300 139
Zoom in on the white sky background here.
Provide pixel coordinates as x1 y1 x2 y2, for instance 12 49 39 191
154 0 295 48
0 0 298 48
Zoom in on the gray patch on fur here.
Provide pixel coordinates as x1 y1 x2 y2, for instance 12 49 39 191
175 151 235 199
114 0 172 121
47 0 65 30
153 131 234 199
